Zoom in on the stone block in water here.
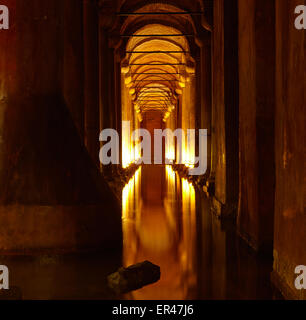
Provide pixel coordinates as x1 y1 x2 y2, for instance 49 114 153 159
107 261 161 294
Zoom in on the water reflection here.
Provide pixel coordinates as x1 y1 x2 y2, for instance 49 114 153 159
122 165 197 299
122 165 276 300
0 164 277 300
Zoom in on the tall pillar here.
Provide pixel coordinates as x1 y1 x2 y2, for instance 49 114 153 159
107 46 116 130
101 35 121 177
176 95 183 163
0 0 122 252
114 51 124 173
196 33 213 187
108 42 123 176
98 5 117 165
237 0 275 253
190 73 196 166
195 51 201 166
99 28 110 137
211 0 239 217
62 0 85 139
99 28 112 176
272 0 305 300
84 0 100 167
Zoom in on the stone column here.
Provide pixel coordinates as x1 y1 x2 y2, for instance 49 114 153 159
195 51 201 167
84 0 100 167
0 0 122 252
62 0 85 139
100 34 121 178
98 27 112 177
196 33 213 189
108 41 122 177
107 46 116 130
272 0 305 300
114 51 124 174
98 4 117 135
99 28 110 135
237 0 275 253
211 0 239 217
188 66 196 168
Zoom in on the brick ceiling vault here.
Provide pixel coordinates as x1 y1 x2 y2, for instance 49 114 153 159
99 0 212 119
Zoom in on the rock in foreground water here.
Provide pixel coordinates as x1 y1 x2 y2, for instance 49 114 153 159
107 261 161 294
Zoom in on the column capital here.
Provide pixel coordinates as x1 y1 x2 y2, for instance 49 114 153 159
186 59 196 75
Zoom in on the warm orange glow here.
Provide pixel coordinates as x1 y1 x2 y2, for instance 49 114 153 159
165 142 175 163
122 119 142 168
181 177 197 292
122 167 141 219
122 130 133 168
179 135 195 168
122 165 197 299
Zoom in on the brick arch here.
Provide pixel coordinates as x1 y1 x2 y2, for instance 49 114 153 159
118 0 205 13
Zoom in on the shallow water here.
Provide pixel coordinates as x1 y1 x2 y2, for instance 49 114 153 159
122 165 278 300
0 165 280 300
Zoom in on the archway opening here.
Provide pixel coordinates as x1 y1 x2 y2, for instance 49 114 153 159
119 4 198 169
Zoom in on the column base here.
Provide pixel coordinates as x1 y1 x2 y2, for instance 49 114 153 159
271 250 305 300
0 204 122 254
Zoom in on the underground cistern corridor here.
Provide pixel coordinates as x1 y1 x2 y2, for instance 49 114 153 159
0 0 305 301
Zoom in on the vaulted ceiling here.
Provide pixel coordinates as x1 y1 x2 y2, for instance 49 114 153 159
99 0 212 119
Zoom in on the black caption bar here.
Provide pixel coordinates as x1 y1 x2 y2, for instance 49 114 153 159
0 300 303 319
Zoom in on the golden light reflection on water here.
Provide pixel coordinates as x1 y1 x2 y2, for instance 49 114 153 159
122 165 197 300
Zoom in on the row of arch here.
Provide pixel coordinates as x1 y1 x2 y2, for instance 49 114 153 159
100 2 212 167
